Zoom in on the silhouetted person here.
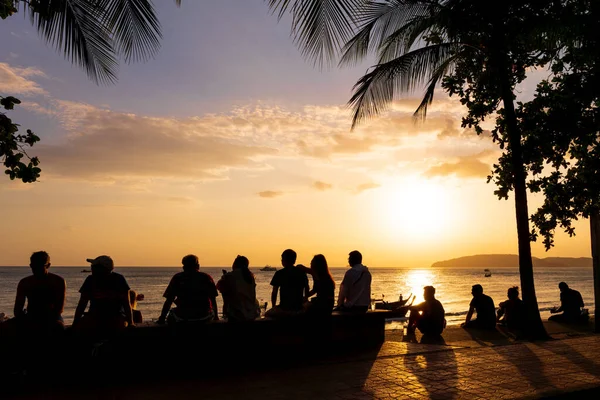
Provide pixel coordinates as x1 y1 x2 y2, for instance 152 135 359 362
497 286 525 330
461 284 496 330
13 251 66 335
549 282 586 323
301 254 335 316
129 290 144 324
73 255 134 336
217 255 260 322
337 250 372 313
157 254 218 324
265 249 309 318
407 286 445 335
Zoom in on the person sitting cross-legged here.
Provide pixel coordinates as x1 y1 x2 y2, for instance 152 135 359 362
461 284 496 330
549 282 587 324
496 286 525 331
406 286 446 336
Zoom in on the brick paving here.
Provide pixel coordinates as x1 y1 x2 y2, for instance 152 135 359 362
25 330 600 400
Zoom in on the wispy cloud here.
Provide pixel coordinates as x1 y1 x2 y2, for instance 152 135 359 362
355 182 380 194
313 181 333 191
258 190 283 198
424 151 495 179
0 62 47 95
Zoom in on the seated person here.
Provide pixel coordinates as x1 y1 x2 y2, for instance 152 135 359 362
157 254 219 324
497 286 525 330
337 250 372 313
549 282 587 323
301 254 335 316
406 286 445 335
217 255 260 322
73 255 134 336
461 284 496 330
265 249 309 318
129 290 144 324
12 251 66 336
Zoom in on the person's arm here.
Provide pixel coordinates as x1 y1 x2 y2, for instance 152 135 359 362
271 286 278 309
158 297 173 324
296 264 311 275
496 304 505 322
211 296 219 321
462 306 474 326
123 291 134 327
307 287 317 298
13 281 26 318
304 276 310 299
73 294 90 325
57 279 66 315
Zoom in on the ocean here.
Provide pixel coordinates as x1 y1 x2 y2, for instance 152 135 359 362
0 266 594 326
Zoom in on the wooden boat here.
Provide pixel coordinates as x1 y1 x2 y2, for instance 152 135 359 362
484 269 492 277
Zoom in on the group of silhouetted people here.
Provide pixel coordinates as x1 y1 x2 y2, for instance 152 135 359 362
0 250 590 342
1 249 376 339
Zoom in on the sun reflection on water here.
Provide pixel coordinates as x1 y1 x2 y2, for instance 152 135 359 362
406 269 437 304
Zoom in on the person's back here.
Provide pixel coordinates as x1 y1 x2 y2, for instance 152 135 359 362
421 298 445 334
561 288 584 318
167 270 217 319
472 293 496 325
501 298 525 328
271 266 308 311
219 262 260 322
338 251 372 312
82 272 130 319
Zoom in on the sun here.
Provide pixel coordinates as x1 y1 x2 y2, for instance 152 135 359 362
377 178 453 242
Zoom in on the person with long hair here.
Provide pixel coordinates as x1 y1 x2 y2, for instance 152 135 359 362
303 254 335 315
217 255 260 322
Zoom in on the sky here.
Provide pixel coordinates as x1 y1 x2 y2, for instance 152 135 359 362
0 1 593 268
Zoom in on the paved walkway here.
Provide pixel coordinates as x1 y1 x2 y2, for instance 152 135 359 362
12 326 600 400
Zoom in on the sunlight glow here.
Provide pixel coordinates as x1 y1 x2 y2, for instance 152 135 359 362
378 179 453 242
406 269 436 304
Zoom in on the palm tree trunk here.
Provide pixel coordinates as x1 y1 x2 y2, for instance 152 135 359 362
590 213 600 333
500 77 548 340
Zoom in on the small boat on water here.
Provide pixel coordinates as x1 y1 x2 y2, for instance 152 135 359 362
260 265 277 272
81 269 91 273
484 269 492 277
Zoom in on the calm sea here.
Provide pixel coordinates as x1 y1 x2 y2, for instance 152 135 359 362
0 266 594 326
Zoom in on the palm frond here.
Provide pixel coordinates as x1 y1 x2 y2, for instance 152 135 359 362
377 14 441 63
339 0 433 67
266 0 366 68
413 51 458 119
349 42 457 128
27 0 118 84
101 0 162 63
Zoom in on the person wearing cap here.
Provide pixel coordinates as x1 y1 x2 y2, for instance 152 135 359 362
12 251 66 335
73 255 134 334
157 254 219 324
549 282 586 323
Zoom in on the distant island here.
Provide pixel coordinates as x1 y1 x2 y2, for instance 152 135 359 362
431 254 592 269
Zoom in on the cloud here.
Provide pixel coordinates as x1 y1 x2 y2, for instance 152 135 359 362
258 190 283 198
0 62 47 95
424 151 493 178
313 181 333 191
355 182 380 194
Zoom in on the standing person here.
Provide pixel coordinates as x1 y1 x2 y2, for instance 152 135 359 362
265 249 309 318
73 255 134 335
497 286 525 330
13 251 66 335
337 250 372 313
157 254 219 324
461 284 496 330
217 255 260 322
549 282 587 323
406 286 446 335
302 254 335 316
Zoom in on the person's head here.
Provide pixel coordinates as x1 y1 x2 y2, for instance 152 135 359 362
281 249 297 267
310 254 332 282
182 254 200 272
507 286 519 300
348 250 362 266
129 290 138 309
30 251 50 276
559 282 569 292
424 286 436 301
86 255 114 277
233 255 254 284
471 284 484 296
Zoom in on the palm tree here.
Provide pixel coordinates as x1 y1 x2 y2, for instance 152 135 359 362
4 0 182 83
268 0 553 338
